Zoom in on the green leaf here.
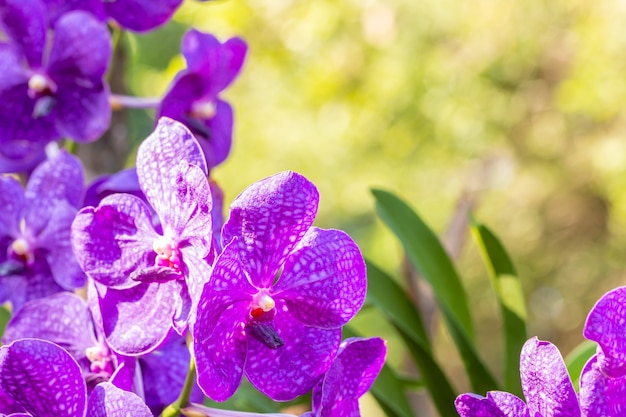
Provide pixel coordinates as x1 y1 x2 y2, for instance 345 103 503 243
366 260 431 353
364 260 458 417
471 219 527 396
372 189 499 393
565 340 597 389
372 189 474 338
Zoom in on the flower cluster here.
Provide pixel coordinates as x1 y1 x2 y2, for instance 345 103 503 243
0 1 385 415
455 286 626 417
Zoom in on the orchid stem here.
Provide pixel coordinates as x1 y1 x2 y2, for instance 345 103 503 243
161 354 197 417
109 94 161 110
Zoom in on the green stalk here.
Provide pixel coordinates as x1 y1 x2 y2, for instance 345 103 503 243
161 354 197 417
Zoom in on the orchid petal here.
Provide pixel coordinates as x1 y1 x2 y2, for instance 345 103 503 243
274 228 366 328
222 171 319 288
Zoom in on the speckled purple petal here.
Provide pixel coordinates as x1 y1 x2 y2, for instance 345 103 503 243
24 150 84 236
0 0 45 67
154 161 212 254
0 176 24 237
192 241 254 401
103 0 183 32
579 354 626 417
87 381 152 417
72 193 158 289
37 200 85 290
137 118 207 215
181 246 213 310
455 393 509 417
222 171 319 288
98 281 175 355
140 334 204 416
274 228 366 329
486 392 529 417
181 31 248 92
0 339 87 417
313 338 385 417
245 302 341 401
584 286 626 378
194 301 248 402
171 279 191 335
3 293 95 368
520 337 580 417
0 386 26 415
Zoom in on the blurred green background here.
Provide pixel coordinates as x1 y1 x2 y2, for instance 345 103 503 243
85 0 626 413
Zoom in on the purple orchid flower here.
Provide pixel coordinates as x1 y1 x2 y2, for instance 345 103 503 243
157 30 247 169
0 0 111 170
303 337 387 417
83 167 225 250
43 0 183 32
2 292 204 416
0 338 152 417
578 354 626 417
72 117 213 355
583 286 626 378
184 337 386 417
455 337 581 417
191 171 367 402
0 149 85 312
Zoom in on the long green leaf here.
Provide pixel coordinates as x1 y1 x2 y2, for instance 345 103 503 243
565 340 597 389
372 189 499 393
471 219 527 396
365 259 458 417
344 326 415 417
366 260 431 353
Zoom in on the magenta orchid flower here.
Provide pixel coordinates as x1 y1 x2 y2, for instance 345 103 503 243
192 171 367 402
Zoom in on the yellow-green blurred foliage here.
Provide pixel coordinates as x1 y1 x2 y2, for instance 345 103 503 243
121 0 626 401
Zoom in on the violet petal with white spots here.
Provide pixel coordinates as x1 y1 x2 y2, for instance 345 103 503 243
584 286 626 378
222 171 319 288
72 193 158 289
455 393 509 417
194 301 248 402
87 381 152 417
245 302 341 401
0 339 87 417
98 282 175 355
3 293 95 367
274 228 367 329
520 337 580 417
